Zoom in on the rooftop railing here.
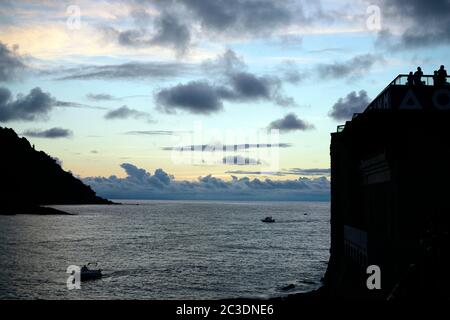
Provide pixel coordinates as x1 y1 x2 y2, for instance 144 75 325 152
390 74 449 86
335 73 450 132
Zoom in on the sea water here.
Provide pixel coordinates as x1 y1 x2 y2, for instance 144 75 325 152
0 200 330 300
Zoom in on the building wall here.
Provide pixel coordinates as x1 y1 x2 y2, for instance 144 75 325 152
326 106 450 299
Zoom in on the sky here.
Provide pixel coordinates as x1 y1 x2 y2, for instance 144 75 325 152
1 0 449 200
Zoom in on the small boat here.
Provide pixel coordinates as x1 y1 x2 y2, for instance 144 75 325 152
261 216 275 223
80 263 102 281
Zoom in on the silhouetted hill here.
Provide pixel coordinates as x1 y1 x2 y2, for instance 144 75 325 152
0 127 112 213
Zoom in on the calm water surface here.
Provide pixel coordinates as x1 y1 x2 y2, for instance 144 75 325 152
0 200 330 299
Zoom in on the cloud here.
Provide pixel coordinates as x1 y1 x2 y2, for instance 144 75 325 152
156 81 224 115
22 127 73 138
0 41 26 82
201 49 246 74
376 0 450 49
179 0 300 37
53 100 107 110
225 72 295 106
268 113 314 133
0 86 108 122
104 105 153 122
83 163 330 201
55 61 193 81
52 156 63 166
125 130 191 136
162 143 292 151
151 12 191 55
86 93 151 101
224 170 284 176
284 168 331 175
329 90 370 121
316 54 383 80
226 168 331 176
102 0 304 55
105 9 191 56
86 93 117 101
155 49 296 114
278 61 308 84
0 87 54 122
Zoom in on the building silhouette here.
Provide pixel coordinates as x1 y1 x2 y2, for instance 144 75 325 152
325 73 450 299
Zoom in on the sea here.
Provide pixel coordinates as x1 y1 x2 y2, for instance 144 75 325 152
0 200 330 300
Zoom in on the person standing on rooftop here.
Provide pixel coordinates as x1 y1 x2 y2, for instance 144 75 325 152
414 67 423 85
437 65 448 86
407 72 414 86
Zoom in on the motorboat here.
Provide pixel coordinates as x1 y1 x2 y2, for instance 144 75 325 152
80 263 102 281
261 216 275 223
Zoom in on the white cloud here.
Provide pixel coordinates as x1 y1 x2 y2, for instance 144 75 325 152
83 163 330 201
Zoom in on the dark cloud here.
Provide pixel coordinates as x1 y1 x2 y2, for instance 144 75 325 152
228 72 296 106
105 9 190 56
0 87 53 122
329 90 370 121
229 72 268 99
22 127 73 138
180 0 299 37
163 143 292 152
316 54 383 80
0 41 26 82
100 1 315 55
155 50 296 114
55 61 193 81
377 0 450 48
268 113 314 133
104 105 153 122
151 12 191 55
156 81 224 115
83 163 330 201
0 86 108 122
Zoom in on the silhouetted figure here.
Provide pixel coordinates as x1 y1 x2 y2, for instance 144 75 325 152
407 72 414 86
437 65 448 86
414 67 423 85
433 70 439 86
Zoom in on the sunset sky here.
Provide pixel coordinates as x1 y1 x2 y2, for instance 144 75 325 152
1 0 449 199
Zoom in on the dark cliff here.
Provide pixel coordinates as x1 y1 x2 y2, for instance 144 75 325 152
0 127 111 211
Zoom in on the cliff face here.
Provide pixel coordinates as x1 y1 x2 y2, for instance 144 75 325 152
0 127 111 208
